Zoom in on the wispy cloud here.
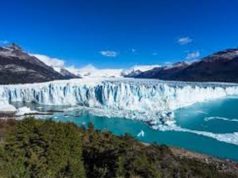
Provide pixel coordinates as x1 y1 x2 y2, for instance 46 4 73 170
100 50 118 57
186 51 200 60
131 48 136 53
31 54 65 68
177 37 192 45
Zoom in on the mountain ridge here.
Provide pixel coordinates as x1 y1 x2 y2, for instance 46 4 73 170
0 43 78 84
127 48 238 83
1 44 238 84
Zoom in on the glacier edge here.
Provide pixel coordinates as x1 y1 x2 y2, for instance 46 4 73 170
1 78 238 122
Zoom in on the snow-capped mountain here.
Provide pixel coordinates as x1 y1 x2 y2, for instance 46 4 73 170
67 64 161 79
122 65 161 76
51 66 79 79
1 44 238 84
124 62 190 78
163 61 190 70
31 53 79 79
128 49 238 83
58 67 79 78
0 44 77 84
66 64 124 78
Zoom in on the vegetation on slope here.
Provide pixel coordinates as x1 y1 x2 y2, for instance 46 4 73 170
0 118 237 178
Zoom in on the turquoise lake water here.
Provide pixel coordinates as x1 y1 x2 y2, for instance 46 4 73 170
20 97 238 161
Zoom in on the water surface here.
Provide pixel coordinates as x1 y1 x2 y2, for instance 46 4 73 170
16 97 238 161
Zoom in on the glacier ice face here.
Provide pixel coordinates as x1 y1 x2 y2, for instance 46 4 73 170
0 78 238 122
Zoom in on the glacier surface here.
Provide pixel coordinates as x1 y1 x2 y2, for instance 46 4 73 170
1 78 238 120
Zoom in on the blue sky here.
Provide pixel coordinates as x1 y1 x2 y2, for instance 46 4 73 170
1 0 238 68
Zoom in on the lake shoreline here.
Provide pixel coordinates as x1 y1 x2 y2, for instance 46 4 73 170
142 141 238 175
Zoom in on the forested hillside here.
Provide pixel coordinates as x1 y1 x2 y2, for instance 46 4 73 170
0 118 237 178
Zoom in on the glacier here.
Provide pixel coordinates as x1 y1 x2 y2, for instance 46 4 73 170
1 78 238 121
1 78 238 145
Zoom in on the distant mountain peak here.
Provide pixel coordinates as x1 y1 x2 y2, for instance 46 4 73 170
0 43 27 59
7 43 22 51
164 61 190 70
127 48 238 83
0 44 78 84
204 48 238 62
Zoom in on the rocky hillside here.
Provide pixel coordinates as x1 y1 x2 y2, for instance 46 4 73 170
0 44 78 84
128 49 238 83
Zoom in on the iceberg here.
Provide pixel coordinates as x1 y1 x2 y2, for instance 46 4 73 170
137 130 145 137
0 100 16 113
0 78 238 122
15 107 38 116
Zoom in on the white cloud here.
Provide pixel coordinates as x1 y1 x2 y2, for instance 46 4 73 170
131 48 136 53
31 53 122 78
100 50 118 57
67 64 96 76
30 53 163 79
65 65 83 76
31 53 65 67
177 37 192 45
186 51 200 60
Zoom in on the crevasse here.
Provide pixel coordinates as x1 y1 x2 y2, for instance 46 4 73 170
0 78 238 121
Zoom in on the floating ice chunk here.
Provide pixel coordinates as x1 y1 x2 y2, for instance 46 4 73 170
16 107 37 116
137 130 145 137
154 124 238 146
194 110 208 114
0 100 16 113
204 116 238 123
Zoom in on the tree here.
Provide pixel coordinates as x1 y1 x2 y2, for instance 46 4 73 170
0 118 85 178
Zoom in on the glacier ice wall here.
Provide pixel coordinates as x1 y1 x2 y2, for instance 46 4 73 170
0 78 238 121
